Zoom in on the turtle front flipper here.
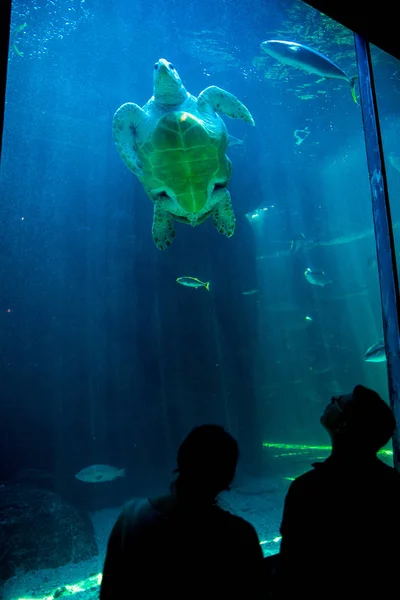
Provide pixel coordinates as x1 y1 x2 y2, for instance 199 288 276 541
197 86 255 126
211 188 235 238
152 204 176 250
113 102 146 178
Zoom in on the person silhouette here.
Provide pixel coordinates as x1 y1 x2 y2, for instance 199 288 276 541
100 424 263 599
272 384 400 599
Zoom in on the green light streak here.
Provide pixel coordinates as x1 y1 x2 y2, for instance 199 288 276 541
16 573 102 600
260 535 282 546
272 451 315 457
263 442 331 451
379 449 393 456
263 442 393 456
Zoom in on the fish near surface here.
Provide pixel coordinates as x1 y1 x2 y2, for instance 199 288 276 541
260 40 357 103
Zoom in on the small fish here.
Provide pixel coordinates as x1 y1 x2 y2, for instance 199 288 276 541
75 464 126 483
389 153 400 173
12 22 27 36
364 341 386 363
242 289 259 295
176 277 210 290
290 233 306 253
12 44 24 58
11 22 27 58
260 40 357 103
294 128 310 146
228 134 244 147
367 255 377 269
304 268 332 287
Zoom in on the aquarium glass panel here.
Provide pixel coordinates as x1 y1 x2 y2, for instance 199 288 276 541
370 45 400 276
0 0 391 595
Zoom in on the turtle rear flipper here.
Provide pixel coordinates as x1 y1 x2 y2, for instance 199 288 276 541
211 188 235 238
152 204 176 250
113 102 146 177
197 86 255 126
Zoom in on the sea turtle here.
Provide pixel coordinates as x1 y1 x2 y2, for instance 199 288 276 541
112 58 255 250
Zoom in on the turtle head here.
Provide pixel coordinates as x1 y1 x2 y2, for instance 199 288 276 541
153 59 188 105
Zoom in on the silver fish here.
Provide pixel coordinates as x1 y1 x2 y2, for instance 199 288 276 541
176 277 210 290
367 255 377 269
228 134 244 147
304 268 332 287
364 341 386 363
389 153 400 173
75 464 125 483
260 40 357 103
290 233 306 253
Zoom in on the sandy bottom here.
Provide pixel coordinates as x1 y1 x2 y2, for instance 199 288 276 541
2 475 288 600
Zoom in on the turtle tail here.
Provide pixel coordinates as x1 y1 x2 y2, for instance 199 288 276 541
350 76 358 104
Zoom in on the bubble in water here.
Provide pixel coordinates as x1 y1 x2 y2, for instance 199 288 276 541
9 0 93 60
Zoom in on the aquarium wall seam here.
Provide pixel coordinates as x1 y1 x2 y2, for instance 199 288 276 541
0 0 12 161
354 33 400 470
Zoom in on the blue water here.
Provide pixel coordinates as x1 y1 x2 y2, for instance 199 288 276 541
1 0 400 596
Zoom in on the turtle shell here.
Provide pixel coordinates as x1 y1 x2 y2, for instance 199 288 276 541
138 111 231 214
